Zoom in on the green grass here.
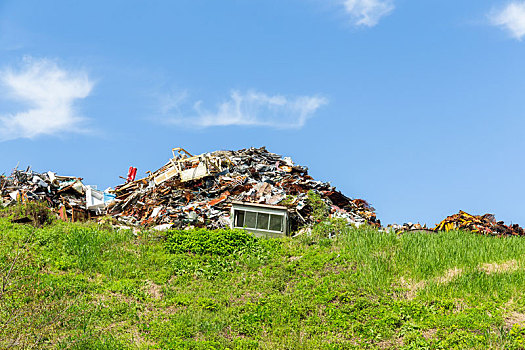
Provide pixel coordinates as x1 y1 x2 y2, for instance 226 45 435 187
3 210 525 348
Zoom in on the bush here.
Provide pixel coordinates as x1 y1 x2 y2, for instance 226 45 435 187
165 228 257 256
3 201 54 227
307 190 328 222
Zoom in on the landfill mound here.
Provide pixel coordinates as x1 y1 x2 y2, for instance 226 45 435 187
8 148 524 238
434 210 525 236
108 147 380 231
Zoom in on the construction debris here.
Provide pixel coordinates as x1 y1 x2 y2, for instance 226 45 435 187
4 150 525 239
434 210 525 236
387 222 433 233
108 147 380 233
0 167 114 222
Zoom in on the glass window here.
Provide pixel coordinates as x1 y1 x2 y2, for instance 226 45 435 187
269 214 283 232
235 210 245 227
256 213 270 230
244 211 257 228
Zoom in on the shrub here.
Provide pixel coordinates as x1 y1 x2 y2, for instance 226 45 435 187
165 228 257 256
3 201 54 227
307 190 328 222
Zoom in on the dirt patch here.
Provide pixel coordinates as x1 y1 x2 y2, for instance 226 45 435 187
163 305 185 315
146 281 163 300
101 321 155 347
436 267 463 284
377 337 404 349
91 292 136 306
422 328 438 339
322 262 355 275
505 311 525 328
398 277 426 300
398 267 463 300
288 256 302 262
479 259 519 275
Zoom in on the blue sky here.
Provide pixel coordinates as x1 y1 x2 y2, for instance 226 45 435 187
1 0 525 226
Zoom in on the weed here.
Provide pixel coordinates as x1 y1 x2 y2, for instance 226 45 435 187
3 201 54 227
307 190 328 222
62 227 113 271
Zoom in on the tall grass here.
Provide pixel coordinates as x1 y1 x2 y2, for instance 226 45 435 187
396 230 525 280
5 215 525 348
335 227 525 302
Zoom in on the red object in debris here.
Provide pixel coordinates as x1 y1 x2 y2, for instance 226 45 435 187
208 191 230 206
127 167 137 182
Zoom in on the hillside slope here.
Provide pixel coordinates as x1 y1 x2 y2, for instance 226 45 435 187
2 213 525 349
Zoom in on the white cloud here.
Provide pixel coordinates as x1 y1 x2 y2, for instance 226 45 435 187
0 57 93 141
490 2 525 40
161 90 328 129
342 0 394 27
159 90 188 115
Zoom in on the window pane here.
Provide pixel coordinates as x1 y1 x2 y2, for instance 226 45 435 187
269 214 283 232
244 211 257 228
235 210 245 227
256 213 270 230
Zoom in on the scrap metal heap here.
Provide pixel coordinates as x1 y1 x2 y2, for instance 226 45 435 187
4 154 525 238
0 168 89 221
108 147 380 231
434 210 525 236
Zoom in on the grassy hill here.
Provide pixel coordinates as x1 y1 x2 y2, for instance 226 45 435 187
3 207 525 349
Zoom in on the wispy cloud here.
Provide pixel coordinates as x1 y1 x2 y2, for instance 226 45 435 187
161 90 328 129
342 0 394 27
0 57 94 141
489 2 525 40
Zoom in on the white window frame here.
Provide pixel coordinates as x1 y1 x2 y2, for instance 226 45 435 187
230 202 288 235
233 208 285 234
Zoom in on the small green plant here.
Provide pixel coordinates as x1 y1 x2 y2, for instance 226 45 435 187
280 195 297 206
62 227 114 271
4 201 54 227
198 297 219 311
164 228 258 256
307 190 328 222
312 218 348 238
509 324 525 349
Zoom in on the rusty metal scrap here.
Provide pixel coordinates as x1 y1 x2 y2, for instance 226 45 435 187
108 147 380 231
433 210 525 236
0 147 380 232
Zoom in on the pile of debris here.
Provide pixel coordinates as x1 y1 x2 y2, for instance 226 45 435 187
0 167 114 222
387 222 432 233
108 147 380 232
434 210 525 236
6 150 525 239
